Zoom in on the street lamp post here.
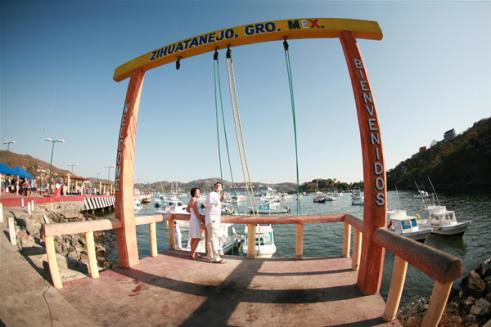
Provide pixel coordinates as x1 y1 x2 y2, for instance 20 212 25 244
45 138 64 194
3 140 16 151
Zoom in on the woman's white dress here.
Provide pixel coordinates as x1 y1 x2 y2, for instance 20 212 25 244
189 201 202 239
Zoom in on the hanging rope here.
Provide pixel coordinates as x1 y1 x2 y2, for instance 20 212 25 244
213 51 224 184
213 49 236 192
283 40 301 215
225 47 257 213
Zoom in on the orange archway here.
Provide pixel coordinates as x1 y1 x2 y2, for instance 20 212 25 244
113 18 387 295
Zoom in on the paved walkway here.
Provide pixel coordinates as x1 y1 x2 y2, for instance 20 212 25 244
0 225 93 327
61 252 400 326
1 223 400 326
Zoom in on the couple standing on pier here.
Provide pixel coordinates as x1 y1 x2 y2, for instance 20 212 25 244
186 181 225 263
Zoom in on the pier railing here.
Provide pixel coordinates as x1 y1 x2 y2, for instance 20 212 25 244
41 213 462 326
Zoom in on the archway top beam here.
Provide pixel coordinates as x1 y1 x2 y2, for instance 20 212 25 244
113 18 382 82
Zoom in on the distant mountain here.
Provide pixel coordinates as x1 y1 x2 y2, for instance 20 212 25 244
135 178 298 194
387 117 491 193
1 150 361 192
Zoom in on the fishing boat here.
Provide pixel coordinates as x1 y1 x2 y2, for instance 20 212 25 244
419 206 470 236
387 210 432 242
242 224 276 258
250 200 290 215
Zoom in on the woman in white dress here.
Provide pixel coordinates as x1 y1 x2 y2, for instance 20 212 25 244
186 188 204 259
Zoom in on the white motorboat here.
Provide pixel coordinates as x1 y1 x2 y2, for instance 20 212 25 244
351 188 364 206
325 192 337 201
413 190 430 199
242 224 276 258
134 199 142 210
184 224 241 255
250 200 290 215
419 205 470 236
387 210 432 242
313 194 327 203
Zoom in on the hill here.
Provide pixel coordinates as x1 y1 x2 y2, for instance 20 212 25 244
387 116 491 193
0 150 74 180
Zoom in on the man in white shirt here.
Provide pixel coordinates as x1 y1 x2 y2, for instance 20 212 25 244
205 181 224 263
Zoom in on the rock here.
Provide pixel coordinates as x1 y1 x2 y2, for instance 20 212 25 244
477 260 491 278
405 317 420 327
486 292 491 302
464 296 476 311
482 318 491 327
464 314 477 324
470 298 490 316
446 301 459 314
468 271 487 297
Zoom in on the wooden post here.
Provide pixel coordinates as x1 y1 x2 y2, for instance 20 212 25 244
352 229 362 271
114 69 145 268
421 281 453 327
85 231 99 278
149 222 157 257
340 30 387 295
295 224 304 258
383 256 408 321
168 218 175 249
247 224 256 258
45 236 62 289
343 222 351 258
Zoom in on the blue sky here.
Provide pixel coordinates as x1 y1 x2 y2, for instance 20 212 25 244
1 1 490 184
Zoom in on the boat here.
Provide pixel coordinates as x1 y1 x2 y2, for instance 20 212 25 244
184 224 241 255
313 193 327 203
351 188 364 206
325 192 337 201
134 199 142 210
250 200 290 214
242 224 276 258
413 190 430 199
387 210 432 242
419 205 470 236
154 198 162 208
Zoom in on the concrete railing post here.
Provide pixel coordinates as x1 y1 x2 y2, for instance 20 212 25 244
352 229 362 271
295 224 304 258
149 222 157 257
247 224 256 258
85 231 99 278
421 281 453 327
8 215 16 245
45 236 63 288
383 256 408 321
343 222 351 258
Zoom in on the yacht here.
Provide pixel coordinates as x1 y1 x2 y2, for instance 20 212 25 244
387 210 432 242
419 206 470 236
242 224 276 258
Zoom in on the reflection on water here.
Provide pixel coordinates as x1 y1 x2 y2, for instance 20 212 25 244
113 190 491 302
